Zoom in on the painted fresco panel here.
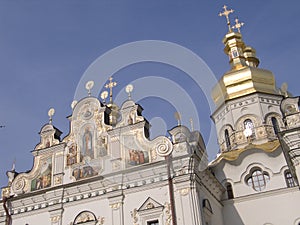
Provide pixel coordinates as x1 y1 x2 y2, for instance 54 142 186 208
31 157 52 191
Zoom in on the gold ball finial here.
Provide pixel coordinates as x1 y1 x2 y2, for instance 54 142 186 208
100 91 109 103
71 100 78 110
48 108 55 124
125 84 134 100
85 80 95 96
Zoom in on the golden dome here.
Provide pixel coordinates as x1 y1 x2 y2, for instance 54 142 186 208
212 66 278 107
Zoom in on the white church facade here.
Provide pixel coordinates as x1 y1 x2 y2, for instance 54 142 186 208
1 6 300 225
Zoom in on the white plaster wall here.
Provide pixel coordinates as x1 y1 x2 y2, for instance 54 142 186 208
223 188 300 225
213 148 288 198
200 184 224 225
12 210 50 225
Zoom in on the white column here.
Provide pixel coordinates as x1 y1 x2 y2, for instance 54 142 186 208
108 194 124 225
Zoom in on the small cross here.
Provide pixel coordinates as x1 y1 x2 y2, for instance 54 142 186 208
232 18 244 33
219 5 234 32
105 77 117 103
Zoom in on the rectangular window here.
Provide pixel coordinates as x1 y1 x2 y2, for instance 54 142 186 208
147 220 159 225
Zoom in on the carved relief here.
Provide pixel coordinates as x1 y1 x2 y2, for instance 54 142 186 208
155 137 173 157
50 215 61 223
164 202 172 225
12 176 26 193
150 148 157 161
179 188 190 196
74 211 96 224
96 216 105 225
110 202 121 210
131 208 139 225
54 175 62 185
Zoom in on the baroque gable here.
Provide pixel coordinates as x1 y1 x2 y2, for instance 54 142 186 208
9 94 205 196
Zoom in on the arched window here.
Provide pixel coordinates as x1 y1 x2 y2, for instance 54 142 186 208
285 170 296 187
225 183 234 199
246 169 270 191
271 117 280 135
202 199 213 225
244 119 255 138
225 129 231 149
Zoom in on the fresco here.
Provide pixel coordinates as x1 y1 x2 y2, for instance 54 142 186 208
67 143 78 166
128 150 149 166
97 136 108 157
81 127 94 160
71 162 101 181
31 157 52 191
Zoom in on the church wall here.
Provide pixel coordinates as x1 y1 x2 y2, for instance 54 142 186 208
223 187 300 225
212 148 288 198
10 210 50 225
198 181 224 225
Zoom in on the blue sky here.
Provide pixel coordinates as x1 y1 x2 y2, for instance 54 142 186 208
0 1 299 188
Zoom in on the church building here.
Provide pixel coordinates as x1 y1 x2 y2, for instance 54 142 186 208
1 6 300 225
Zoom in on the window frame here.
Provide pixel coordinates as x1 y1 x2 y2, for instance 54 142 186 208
285 170 296 188
246 169 270 192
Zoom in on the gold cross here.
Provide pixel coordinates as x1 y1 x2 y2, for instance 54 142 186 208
219 5 234 32
232 18 244 33
105 77 117 103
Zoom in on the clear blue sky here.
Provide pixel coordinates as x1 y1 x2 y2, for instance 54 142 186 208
0 1 299 188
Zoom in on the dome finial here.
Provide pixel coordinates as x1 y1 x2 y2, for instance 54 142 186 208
219 5 234 32
48 108 55 124
174 112 181 126
100 91 109 103
125 84 134 100
85 80 95 96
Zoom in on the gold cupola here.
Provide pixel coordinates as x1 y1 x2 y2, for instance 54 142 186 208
212 6 279 107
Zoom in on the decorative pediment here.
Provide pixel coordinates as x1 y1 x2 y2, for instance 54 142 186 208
169 125 206 156
35 124 61 150
280 97 300 128
12 154 54 194
117 100 144 127
131 198 165 225
63 97 112 180
72 211 99 225
280 97 299 116
138 197 164 212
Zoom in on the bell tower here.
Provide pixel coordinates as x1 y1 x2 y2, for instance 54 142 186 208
211 6 285 159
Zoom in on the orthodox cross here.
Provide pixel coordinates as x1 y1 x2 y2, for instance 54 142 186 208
232 18 244 33
219 5 234 32
105 77 117 103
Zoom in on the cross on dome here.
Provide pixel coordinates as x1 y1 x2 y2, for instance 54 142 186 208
105 77 117 103
218 5 234 32
232 18 244 33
